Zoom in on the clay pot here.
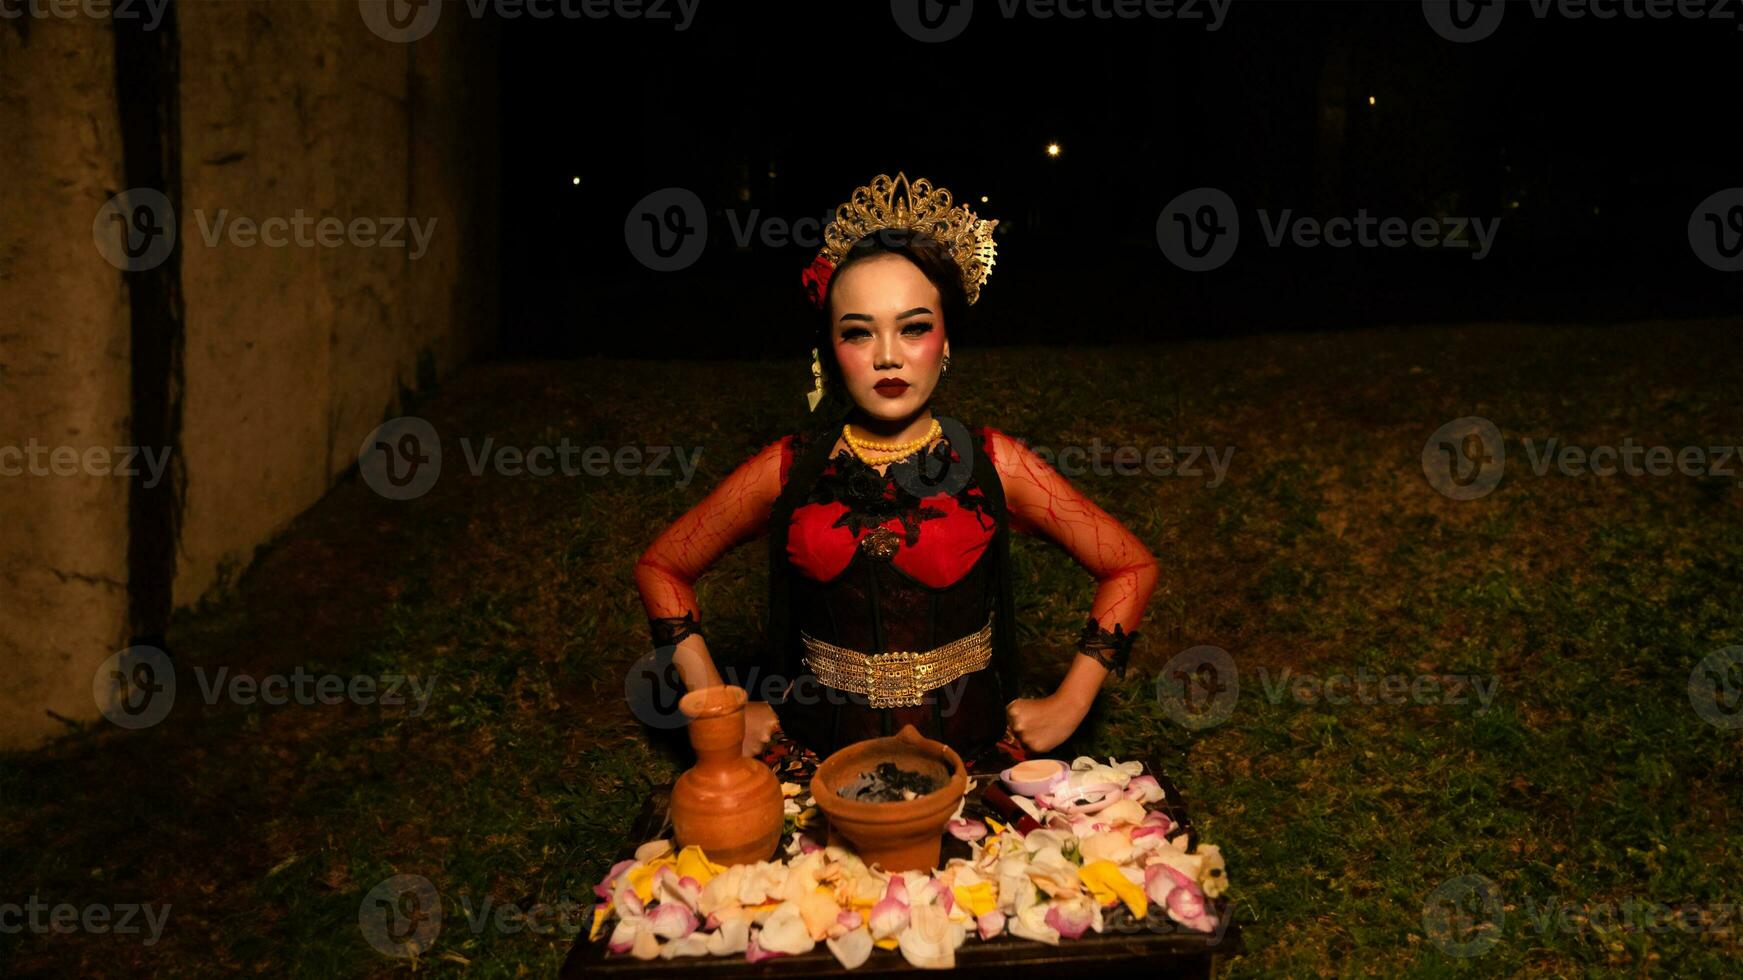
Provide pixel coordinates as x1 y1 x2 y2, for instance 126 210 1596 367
670 686 783 866
810 724 968 873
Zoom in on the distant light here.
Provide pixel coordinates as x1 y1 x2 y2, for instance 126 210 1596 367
571 176 580 186
1509 200 1520 209
979 195 989 203
768 170 777 179
1367 95 1376 106
1046 142 1061 157
1592 206 1600 216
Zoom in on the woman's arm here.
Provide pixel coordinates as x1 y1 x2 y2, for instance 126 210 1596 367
985 427 1162 750
634 436 789 694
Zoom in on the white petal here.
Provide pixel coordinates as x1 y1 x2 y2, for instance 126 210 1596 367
826 926 874 969
757 901 817 956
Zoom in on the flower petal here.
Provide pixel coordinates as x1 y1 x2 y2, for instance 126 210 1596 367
826 926 874 970
947 818 988 842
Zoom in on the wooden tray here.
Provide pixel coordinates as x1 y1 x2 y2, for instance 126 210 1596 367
562 758 1240 977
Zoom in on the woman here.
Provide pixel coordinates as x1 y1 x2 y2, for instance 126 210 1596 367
634 173 1159 780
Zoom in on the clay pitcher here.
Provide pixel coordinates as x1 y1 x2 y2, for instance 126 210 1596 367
670 685 783 866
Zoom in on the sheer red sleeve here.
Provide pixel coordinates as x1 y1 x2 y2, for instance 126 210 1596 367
633 436 791 647
983 426 1160 677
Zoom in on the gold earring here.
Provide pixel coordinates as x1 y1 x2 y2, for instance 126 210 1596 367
942 353 951 373
807 347 826 412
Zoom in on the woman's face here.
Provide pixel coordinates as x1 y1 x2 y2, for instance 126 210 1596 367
827 253 950 423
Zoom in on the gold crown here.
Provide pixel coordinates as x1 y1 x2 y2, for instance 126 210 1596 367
817 172 999 305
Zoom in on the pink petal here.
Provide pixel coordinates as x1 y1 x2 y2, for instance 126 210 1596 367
976 910 1006 940
869 896 910 938
947 818 988 842
594 858 636 900
837 909 863 931
647 903 698 940
797 834 822 855
1045 903 1093 940
745 938 786 964
886 876 910 905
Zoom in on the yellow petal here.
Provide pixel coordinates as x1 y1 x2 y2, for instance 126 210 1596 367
625 863 658 903
589 904 610 942
986 816 1007 835
1080 860 1147 919
952 881 999 919
675 845 725 885
874 935 900 950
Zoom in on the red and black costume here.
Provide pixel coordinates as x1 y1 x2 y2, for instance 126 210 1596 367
636 408 1153 775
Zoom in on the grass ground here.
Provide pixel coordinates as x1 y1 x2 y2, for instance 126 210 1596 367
3 319 1740 977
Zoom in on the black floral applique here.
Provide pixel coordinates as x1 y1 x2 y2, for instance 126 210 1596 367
814 449 947 545
1077 616 1139 679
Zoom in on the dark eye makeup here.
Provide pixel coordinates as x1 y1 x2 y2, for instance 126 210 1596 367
839 322 934 341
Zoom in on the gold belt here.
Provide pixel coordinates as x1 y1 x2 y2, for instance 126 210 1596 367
801 613 994 708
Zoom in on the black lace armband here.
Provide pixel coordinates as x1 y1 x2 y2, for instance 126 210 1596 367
1077 616 1137 679
649 610 703 648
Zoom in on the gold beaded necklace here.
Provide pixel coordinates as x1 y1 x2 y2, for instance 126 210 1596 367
842 418 941 467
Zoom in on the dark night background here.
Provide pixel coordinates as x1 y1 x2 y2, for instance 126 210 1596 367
501 0 1743 359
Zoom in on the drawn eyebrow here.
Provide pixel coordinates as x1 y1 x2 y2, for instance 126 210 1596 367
837 307 934 323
